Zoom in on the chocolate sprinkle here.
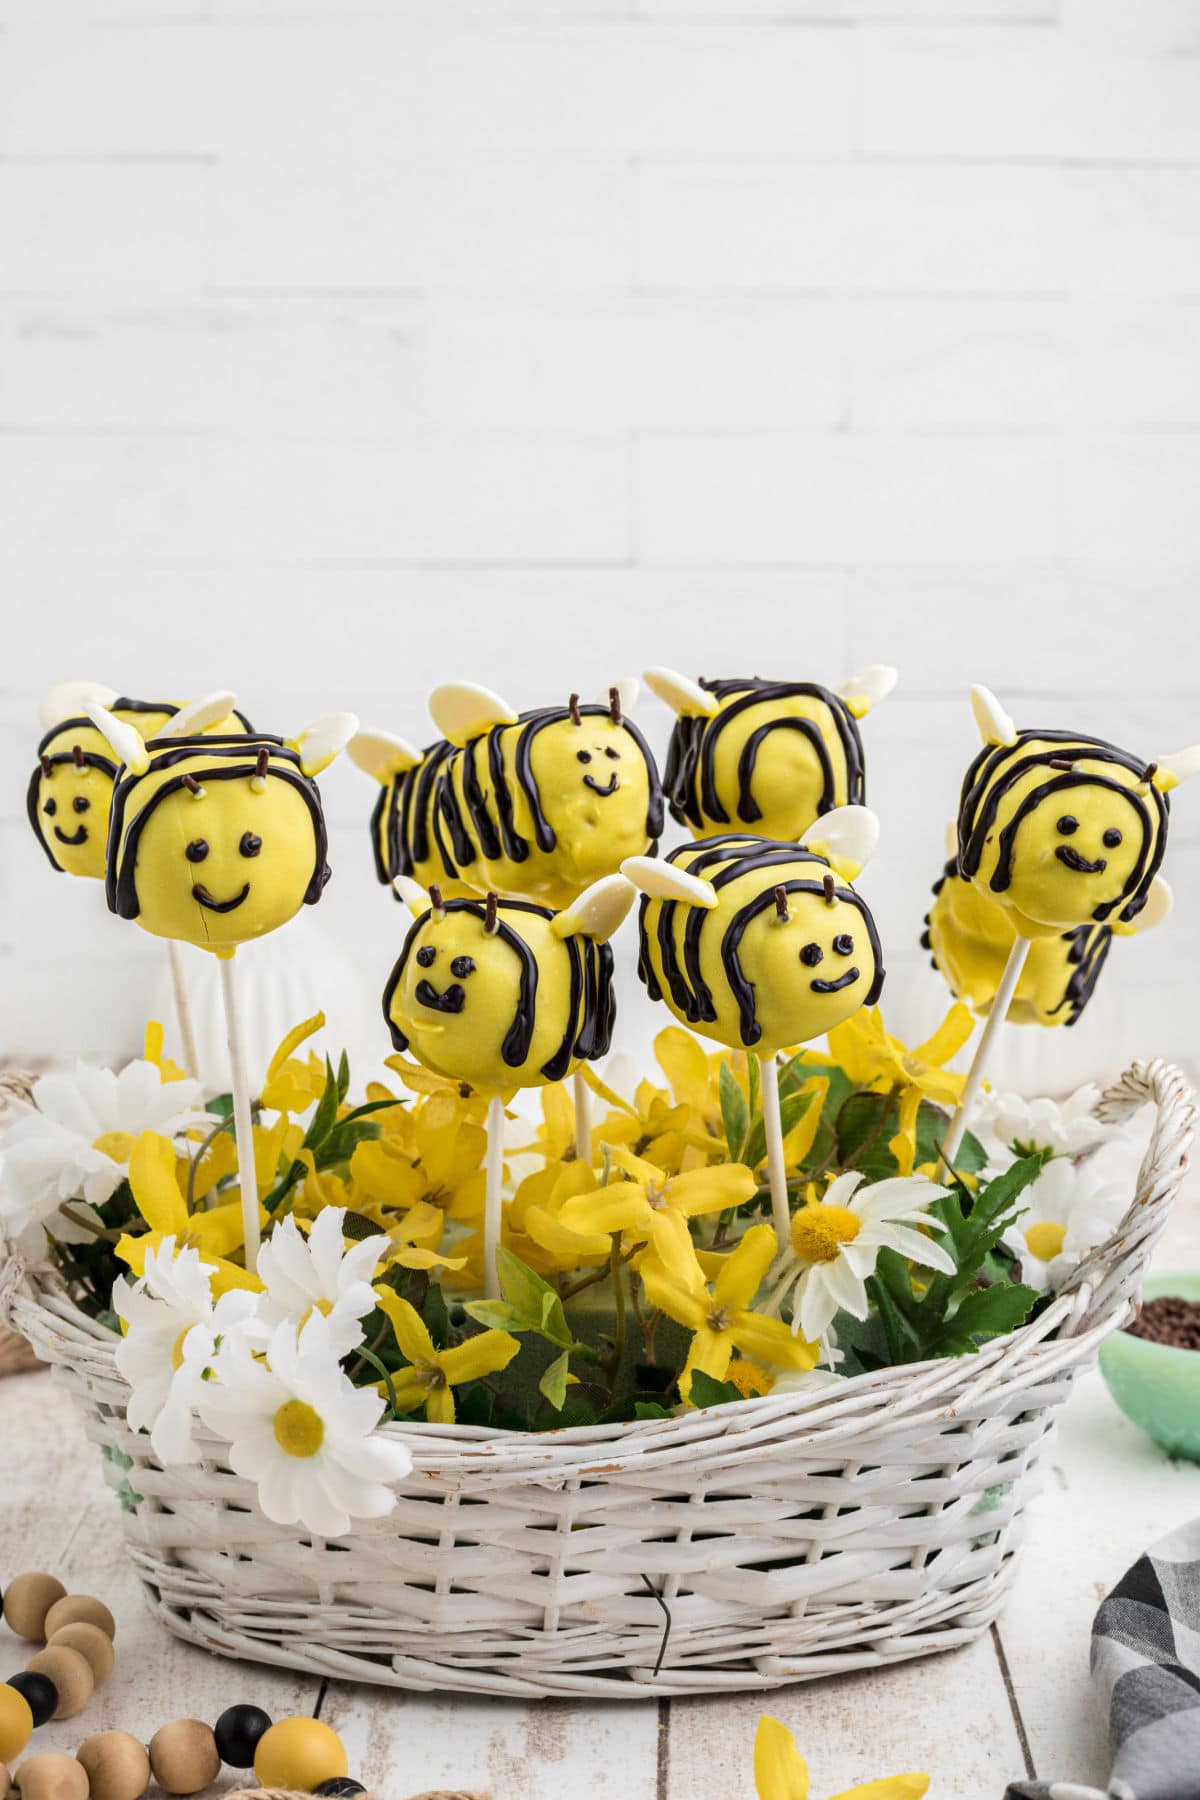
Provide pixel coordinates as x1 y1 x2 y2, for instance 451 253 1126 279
1127 1295 1200 1353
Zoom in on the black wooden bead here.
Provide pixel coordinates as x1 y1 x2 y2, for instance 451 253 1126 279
8 1670 59 1728
315 1782 367 1797
213 1703 273 1767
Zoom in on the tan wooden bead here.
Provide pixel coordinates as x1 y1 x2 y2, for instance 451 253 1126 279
24 1646 94 1720
43 1595 116 1642
148 1719 221 1795
13 1752 90 1800
2 1574 66 1641
48 1622 114 1686
77 1730 152 1800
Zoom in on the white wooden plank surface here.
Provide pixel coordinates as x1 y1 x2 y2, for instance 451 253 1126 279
0 1184 1194 1797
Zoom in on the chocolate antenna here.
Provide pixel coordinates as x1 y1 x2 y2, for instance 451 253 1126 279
39 754 52 778
609 684 622 726
484 891 499 935
72 744 86 768
568 693 582 727
773 885 789 922
823 871 838 906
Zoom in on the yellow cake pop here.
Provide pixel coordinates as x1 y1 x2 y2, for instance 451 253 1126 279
27 684 251 882
425 680 664 911
90 705 356 957
346 727 474 899
925 855 1113 1027
644 665 896 844
623 808 884 1058
384 875 633 1096
957 686 1196 938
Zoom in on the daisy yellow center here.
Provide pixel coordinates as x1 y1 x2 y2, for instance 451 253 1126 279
791 1202 861 1265
726 1359 772 1399
272 1400 326 1458
1024 1220 1066 1263
93 1129 137 1163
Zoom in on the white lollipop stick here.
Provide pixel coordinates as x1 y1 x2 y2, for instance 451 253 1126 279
484 1095 505 1301
941 936 1031 1166
218 952 261 1273
573 1069 593 1168
759 1054 791 1248
165 941 200 1079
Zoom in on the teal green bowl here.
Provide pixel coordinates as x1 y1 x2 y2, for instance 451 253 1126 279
1099 1272 1200 1462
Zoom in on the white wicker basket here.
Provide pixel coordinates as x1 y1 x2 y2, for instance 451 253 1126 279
1 1060 1192 1700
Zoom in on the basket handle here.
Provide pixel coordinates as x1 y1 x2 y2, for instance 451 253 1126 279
1057 1059 1195 1340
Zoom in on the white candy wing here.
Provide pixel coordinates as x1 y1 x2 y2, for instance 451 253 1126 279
347 728 424 784
799 805 880 880
837 664 898 719
392 876 430 916
552 874 635 943
164 691 239 738
620 855 718 909
428 682 519 748
40 680 119 733
86 702 150 776
292 712 359 777
970 684 1018 748
1151 745 1200 792
642 668 719 720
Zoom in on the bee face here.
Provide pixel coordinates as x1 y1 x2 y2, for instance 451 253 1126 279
33 762 111 879
746 895 878 1049
532 715 649 836
385 902 580 1093
988 774 1148 932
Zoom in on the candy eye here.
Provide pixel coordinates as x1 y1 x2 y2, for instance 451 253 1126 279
1103 827 1123 848
450 955 476 979
1057 816 1079 835
605 746 620 760
43 799 57 817
185 840 209 863
799 943 823 967
416 945 436 968
833 933 854 956
239 831 262 858
73 796 90 814
577 750 592 764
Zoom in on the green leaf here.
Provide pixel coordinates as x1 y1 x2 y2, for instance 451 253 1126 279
747 1054 761 1119
539 1351 571 1412
462 1299 525 1332
835 1092 899 1180
928 1282 1039 1356
916 1101 988 1176
300 1059 342 1152
341 1210 386 1241
422 1281 450 1351
208 1093 234 1120
719 1062 749 1159
336 1048 350 1103
633 1400 674 1420
688 1369 744 1409
495 1248 575 1349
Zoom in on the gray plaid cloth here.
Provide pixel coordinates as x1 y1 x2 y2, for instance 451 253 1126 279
1004 1517 1200 1800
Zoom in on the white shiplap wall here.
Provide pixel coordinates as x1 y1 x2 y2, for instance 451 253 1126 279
2 0 1198 1092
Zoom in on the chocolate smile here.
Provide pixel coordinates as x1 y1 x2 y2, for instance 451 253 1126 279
810 967 860 993
53 824 88 846
193 882 250 913
1055 846 1107 875
416 978 466 1015
584 773 619 797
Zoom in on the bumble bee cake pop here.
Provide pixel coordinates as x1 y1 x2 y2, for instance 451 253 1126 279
623 808 883 1245
28 683 253 1074
943 686 1196 1160
426 680 664 912
88 703 358 1271
347 728 474 899
644 666 896 844
384 874 634 1294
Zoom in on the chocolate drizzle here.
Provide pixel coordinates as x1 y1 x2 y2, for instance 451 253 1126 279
957 728 1167 923
383 894 618 1081
661 679 866 833
372 738 462 892
635 833 885 1048
435 703 664 877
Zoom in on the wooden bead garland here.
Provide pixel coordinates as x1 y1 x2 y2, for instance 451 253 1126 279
0 1576 375 1796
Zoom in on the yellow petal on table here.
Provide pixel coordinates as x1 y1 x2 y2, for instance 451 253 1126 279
754 1716 810 1800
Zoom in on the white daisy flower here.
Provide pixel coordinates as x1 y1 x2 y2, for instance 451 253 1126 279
766 1170 956 1345
0 1059 210 1258
113 1238 259 1466
1001 1157 1128 1296
976 1085 1123 1166
254 1207 384 1355
198 1312 412 1538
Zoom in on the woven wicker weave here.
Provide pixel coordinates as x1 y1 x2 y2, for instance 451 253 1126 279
0 1060 1191 1699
